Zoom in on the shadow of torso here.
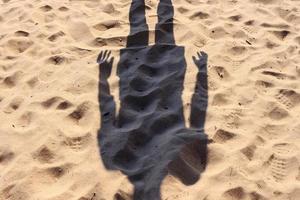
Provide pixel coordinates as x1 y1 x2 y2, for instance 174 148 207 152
99 44 207 200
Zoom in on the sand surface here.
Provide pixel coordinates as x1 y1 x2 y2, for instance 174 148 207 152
1 0 300 199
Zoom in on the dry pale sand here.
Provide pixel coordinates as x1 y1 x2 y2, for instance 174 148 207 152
1 0 300 199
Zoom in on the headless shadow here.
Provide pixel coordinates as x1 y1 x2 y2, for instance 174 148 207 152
97 0 208 199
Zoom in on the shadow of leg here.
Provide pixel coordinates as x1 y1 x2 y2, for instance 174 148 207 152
126 0 149 47
155 0 175 44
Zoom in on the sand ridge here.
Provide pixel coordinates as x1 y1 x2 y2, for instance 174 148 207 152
0 0 300 199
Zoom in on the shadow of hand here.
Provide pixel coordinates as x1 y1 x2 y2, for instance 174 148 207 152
98 50 114 79
192 51 208 72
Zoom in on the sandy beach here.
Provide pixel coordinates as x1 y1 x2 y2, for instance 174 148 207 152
1 0 300 199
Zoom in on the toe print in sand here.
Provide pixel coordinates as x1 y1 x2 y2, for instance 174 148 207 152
97 0 208 199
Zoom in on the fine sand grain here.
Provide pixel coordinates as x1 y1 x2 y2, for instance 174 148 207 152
0 0 300 199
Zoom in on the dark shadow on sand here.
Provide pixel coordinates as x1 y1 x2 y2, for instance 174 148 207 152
97 0 208 199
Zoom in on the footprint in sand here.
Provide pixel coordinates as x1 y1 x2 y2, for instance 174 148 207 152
4 97 24 114
5 38 33 54
45 164 70 179
47 55 68 65
212 93 229 107
275 89 300 109
17 111 34 128
211 66 230 80
190 11 210 20
240 144 257 161
39 5 52 12
62 133 91 152
14 30 29 37
250 0 279 5
0 149 14 164
32 96 72 111
212 129 237 144
261 70 296 80
93 20 120 31
255 80 274 89
56 101 73 110
58 6 69 12
26 76 39 88
2 71 23 88
68 102 91 123
242 20 258 35
228 14 243 22
268 143 299 182
32 145 56 164
222 186 267 200
268 106 289 120
47 31 65 42
222 186 246 200
41 97 63 109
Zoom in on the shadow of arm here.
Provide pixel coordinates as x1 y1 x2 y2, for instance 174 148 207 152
98 50 116 128
190 51 208 129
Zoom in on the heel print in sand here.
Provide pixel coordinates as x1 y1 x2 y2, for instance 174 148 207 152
275 89 300 110
269 143 299 182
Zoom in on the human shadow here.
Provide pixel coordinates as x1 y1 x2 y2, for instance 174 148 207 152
97 0 208 199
